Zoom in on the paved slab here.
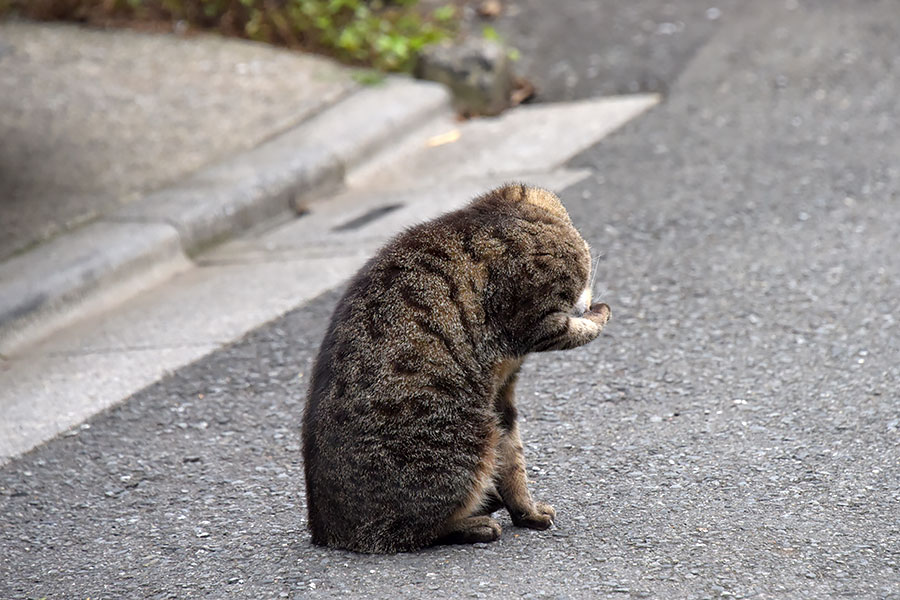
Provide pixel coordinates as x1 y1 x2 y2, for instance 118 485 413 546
349 94 658 188
206 169 592 262
0 21 356 261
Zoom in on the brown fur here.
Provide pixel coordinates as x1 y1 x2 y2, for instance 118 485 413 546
301 184 611 553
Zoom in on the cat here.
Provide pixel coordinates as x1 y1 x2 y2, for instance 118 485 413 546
301 183 611 553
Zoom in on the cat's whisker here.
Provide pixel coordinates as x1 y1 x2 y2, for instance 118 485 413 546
589 251 604 297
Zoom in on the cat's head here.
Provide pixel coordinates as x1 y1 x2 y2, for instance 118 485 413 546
475 184 598 349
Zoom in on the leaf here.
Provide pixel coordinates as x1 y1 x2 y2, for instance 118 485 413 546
337 27 362 51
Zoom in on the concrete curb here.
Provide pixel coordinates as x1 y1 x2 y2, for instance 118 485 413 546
0 222 187 355
0 76 451 355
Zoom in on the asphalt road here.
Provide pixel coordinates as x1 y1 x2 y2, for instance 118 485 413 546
491 0 740 101
2 2 899 598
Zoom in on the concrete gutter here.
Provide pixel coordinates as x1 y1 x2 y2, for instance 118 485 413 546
0 77 451 355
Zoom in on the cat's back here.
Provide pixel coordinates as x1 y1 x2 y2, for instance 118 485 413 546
301 209 501 553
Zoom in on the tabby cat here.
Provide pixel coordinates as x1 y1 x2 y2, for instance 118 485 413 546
302 184 611 553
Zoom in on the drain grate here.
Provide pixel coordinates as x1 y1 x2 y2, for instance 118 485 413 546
331 203 404 232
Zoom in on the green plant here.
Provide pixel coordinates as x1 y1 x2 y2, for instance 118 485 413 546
3 0 458 72
292 0 454 71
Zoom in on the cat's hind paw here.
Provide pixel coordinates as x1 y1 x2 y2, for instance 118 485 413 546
437 516 502 545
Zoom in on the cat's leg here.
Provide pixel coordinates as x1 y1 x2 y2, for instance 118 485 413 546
496 424 556 529
494 373 556 530
434 430 503 546
531 303 611 352
470 488 504 516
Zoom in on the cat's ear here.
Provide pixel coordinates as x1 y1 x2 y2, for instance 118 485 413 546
521 187 569 221
475 184 568 221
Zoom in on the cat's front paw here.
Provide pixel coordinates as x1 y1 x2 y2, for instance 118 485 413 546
512 502 556 530
585 302 611 326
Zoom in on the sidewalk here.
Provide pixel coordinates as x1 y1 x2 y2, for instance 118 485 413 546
0 20 451 354
0 19 659 463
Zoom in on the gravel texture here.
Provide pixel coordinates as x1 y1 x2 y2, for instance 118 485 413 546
2 2 899 598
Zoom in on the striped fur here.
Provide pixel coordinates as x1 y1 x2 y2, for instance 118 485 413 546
302 184 610 553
